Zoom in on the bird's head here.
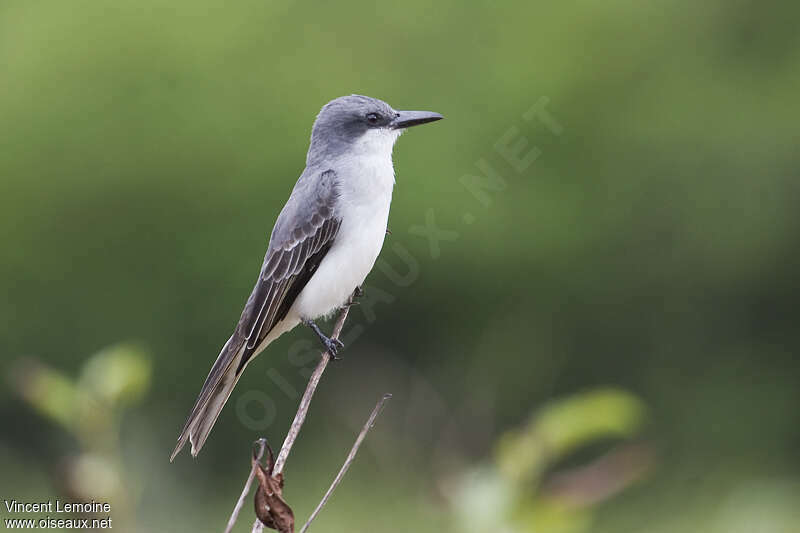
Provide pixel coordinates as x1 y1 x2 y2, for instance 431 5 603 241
307 95 443 164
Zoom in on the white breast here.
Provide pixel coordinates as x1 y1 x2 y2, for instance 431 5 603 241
290 128 400 321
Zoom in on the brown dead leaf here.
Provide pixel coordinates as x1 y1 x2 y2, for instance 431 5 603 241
253 443 294 533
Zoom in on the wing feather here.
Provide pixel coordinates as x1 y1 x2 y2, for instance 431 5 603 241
173 168 342 460
236 170 341 372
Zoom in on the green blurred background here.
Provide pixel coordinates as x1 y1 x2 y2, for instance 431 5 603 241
2 0 799 531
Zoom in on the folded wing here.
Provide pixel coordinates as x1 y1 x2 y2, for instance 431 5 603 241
171 169 341 460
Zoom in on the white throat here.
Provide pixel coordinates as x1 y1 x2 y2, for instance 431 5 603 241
349 128 402 161
336 128 401 200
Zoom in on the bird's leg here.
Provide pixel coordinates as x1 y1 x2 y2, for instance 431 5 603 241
302 318 344 360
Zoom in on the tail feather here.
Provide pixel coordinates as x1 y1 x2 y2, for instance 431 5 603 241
170 335 246 461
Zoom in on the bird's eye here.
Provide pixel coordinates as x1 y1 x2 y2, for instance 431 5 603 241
366 112 380 124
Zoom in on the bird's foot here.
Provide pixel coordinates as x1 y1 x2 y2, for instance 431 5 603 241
303 319 345 360
353 285 364 299
323 336 345 360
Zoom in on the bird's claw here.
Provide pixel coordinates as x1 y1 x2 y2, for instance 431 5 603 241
343 286 363 308
303 318 345 360
324 337 345 360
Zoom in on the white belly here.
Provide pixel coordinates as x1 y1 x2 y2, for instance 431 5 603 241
292 142 396 320
297 211 388 321
253 205 388 357
247 203 388 363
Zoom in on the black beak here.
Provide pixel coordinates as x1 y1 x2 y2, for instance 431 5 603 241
390 110 444 129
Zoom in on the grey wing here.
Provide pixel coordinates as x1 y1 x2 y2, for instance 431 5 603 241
235 169 341 372
170 169 340 460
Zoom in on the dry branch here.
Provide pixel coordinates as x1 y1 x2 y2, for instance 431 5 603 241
299 393 392 533
224 439 268 533
226 291 388 533
272 295 352 475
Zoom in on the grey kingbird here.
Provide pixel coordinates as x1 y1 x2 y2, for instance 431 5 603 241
171 95 442 460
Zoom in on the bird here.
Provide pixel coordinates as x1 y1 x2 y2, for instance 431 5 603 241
170 95 442 460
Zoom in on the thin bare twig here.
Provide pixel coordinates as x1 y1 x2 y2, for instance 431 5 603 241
273 297 353 476
224 294 355 533
224 439 268 533
299 393 392 533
